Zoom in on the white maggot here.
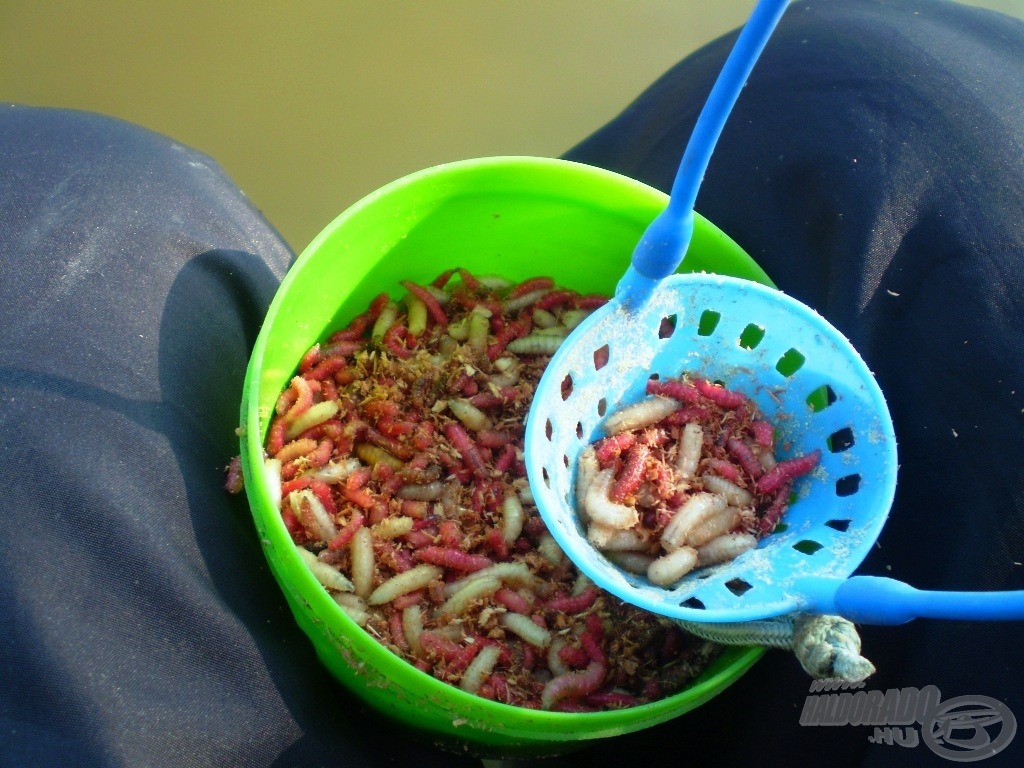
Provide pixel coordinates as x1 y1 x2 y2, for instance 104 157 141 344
449 398 492 432
289 488 338 541
605 550 655 574
501 493 525 544
436 576 502 617
601 396 679 435
506 334 565 356
459 643 502 694
660 492 727 551
685 505 741 548
575 446 600 520
583 468 639 530
295 546 354 593
286 399 340 440
587 523 652 551
647 546 698 586
501 612 552 649
350 527 376 599
701 473 754 507
676 422 704 479
367 563 443 606
696 532 759 567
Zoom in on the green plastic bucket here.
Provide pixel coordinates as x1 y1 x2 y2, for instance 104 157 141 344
239 156 770 758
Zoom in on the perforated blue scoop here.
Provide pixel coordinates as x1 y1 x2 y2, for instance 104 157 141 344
525 0 1024 625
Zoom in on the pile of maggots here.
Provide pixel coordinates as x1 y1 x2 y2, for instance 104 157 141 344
579 375 820 588
227 268 731 711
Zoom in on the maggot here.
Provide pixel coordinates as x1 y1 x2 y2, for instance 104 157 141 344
676 422 704 479
660 492 728 551
695 532 758 567
583 468 639 530
700 473 754 507
587 523 652 551
506 333 565 355
601 395 679 435
647 546 698 586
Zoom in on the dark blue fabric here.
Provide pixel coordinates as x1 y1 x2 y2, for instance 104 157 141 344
0 106 474 768
2 0 1022 765
564 1 1024 765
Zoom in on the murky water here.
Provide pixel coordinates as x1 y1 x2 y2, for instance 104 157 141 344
2 0 1020 252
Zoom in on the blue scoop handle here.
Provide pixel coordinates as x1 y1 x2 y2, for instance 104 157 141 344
797 576 1024 625
618 0 790 307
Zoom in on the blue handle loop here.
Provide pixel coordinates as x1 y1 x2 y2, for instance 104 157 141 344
797 576 1024 625
628 0 790 285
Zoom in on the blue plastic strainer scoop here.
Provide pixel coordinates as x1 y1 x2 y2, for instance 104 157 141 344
525 0 1024 625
